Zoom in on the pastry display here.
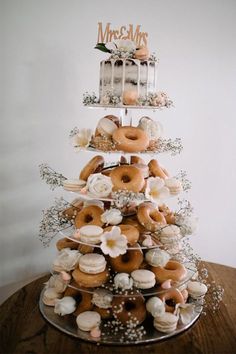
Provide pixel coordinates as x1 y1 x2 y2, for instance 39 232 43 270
39 23 223 345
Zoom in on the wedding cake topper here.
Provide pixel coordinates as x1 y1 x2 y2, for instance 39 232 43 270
97 22 148 47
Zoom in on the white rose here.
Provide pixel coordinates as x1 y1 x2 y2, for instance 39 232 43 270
87 173 113 198
54 296 76 316
53 248 82 272
101 209 123 225
138 117 163 140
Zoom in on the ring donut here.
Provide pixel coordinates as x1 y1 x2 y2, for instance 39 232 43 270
131 156 146 165
137 202 167 232
123 216 146 233
56 238 79 251
109 247 143 273
112 292 146 325
104 224 140 245
148 159 169 179
151 260 187 283
75 205 104 228
64 282 93 316
79 155 104 181
159 204 176 224
158 288 185 313
110 165 145 193
62 200 83 221
72 267 110 288
112 126 149 153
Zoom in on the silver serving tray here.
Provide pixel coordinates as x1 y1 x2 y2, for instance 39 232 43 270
39 290 202 345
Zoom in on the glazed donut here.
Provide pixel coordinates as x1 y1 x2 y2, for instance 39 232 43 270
112 292 146 325
123 215 146 233
93 306 113 319
131 156 145 165
110 165 145 193
109 247 143 273
151 260 187 284
56 238 79 251
75 205 104 228
137 202 167 232
148 159 169 179
72 267 110 288
104 224 140 245
159 204 176 224
158 288 185 313
77 243 94 254
120 156 128 165
64 282 93 316
112 126 149 153
79 155 104 181
132 163 149 179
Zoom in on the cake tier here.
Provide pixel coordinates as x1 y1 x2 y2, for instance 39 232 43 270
99 59 158 100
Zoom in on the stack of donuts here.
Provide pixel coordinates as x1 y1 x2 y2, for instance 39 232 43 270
90 115 163 152
43 118 203 339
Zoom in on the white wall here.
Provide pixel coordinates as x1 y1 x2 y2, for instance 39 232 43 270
1 0 236 303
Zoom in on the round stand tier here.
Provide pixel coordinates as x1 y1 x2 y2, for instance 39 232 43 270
39 289 202 345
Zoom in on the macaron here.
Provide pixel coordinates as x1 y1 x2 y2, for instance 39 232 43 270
154 312 178 333
76 311 101 331
187 281 208 299
159 225 181 244
63 179 86 191
79 253 106 274
77 225 103 244
131 269 156 289
165 178 182 195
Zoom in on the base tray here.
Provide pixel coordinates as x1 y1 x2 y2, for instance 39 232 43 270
39 290 202 345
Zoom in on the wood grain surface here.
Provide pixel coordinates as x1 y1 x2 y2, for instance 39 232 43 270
0 262 235 354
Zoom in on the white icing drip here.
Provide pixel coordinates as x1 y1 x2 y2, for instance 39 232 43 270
101 61 105 97
137 61 140 96
111 60 114 92
146 62 149 96
121 60 125 97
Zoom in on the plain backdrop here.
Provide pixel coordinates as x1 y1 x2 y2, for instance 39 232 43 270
1 0 236 303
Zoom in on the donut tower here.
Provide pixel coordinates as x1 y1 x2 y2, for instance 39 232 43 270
39 29 209 344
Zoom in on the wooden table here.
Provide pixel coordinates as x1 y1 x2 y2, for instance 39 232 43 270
0 262 236 354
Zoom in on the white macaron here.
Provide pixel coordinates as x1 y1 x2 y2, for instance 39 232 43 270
187 281 208 298
131 269 156 289
154 312 179 333
76 311 101 331
78 225 103 244
79 253 106 274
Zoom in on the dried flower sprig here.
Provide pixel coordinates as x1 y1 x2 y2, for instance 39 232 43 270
83 92 99 105
174 170 192 192
111 190 145 208
176 199 194 218
153 138 183 156
39 164 66 190
100 91 121 105
39 197 72 247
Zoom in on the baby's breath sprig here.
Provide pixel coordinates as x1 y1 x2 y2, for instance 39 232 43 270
174 170 192 192
176 198 194 217
153 138 183 156
83 92 99 105
39 197 72 247
39 164 66 190
69 126 79 138
111 190 145 209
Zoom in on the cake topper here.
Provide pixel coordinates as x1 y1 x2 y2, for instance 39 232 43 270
97 22 148 47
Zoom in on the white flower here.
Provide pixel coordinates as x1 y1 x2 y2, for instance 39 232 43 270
145 177 170 205
45 274 68 293
176 215 198 236
100 226 128 258
138 117 163 140
53 248 82 272
175 303 195 325
151 92 168 107
114 273 133 290
101 209 123 225
70 129 92 150
146 297 165 317
87 173 113 198
54 296 76 316
106 39 136 52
